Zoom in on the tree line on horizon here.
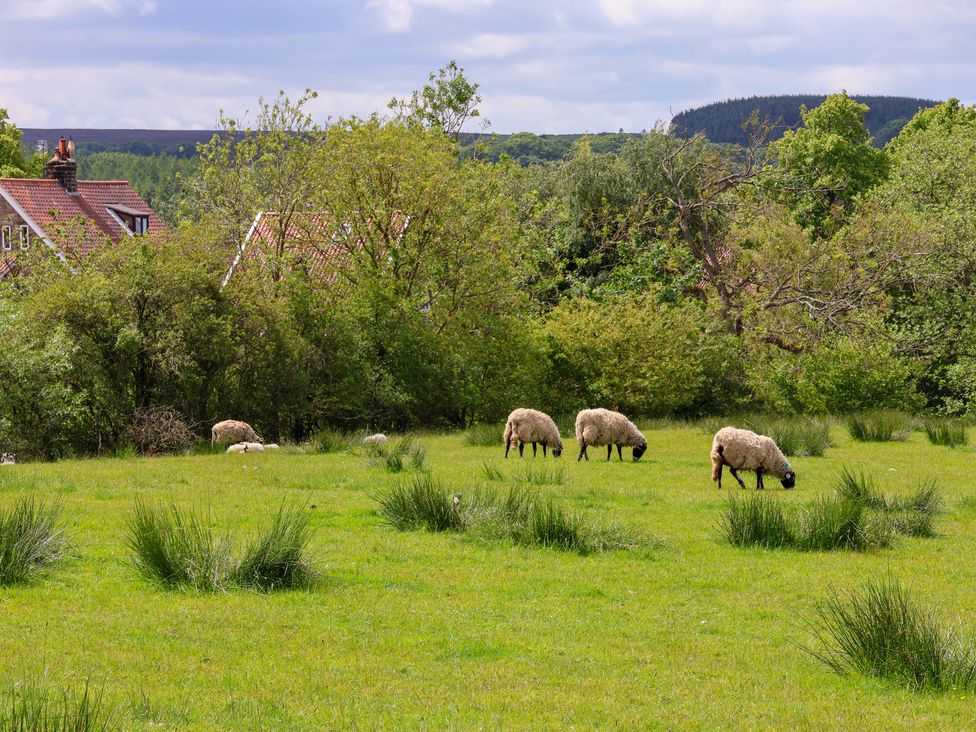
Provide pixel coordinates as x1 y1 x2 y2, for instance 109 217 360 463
1 65 975 459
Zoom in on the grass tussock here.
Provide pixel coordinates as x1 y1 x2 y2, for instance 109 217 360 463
847 411 911 443
464 423 501 447
127 500 320 592
754 417 831 457
511 462 565 486
481 461 504 482
375 479 645 555
367 438 427 473
809 577 976 692
0 495 68 586
721 493 890 552
0 677 114 732
923 418 968 447
310 428 353 454
835 468 943 537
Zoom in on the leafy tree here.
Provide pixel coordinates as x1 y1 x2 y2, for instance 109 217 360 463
766 92 890 237
0 109 42 178
389 60 485 139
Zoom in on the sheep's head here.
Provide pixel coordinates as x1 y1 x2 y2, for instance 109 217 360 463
633 439 647 462
781 471 796 489
552 444 563 458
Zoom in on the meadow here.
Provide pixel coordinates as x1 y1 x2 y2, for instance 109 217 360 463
1 423 975 729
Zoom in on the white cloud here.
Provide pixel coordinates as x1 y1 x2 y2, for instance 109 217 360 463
7 0 156 20
455 33 530 59
366 0 494 33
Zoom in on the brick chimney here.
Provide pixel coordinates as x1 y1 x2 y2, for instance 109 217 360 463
44 137 77 192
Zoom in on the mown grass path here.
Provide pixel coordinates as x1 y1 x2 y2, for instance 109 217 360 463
1 426 975 729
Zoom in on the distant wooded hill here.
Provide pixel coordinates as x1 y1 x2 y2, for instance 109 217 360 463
671 95 940 147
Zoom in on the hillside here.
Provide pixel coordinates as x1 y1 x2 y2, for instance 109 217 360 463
672 94 940 146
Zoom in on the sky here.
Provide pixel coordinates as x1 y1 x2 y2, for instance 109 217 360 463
2 0 975 133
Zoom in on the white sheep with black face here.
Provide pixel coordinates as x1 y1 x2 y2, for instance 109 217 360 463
575 408 647 462
710 426 796 490
503 408 563 458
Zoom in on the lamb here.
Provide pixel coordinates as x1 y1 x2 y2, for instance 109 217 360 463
575 408 647 462
211 420 262 446
362 433 388 447
710 426 796 490
503 408 563 458
226 441 265 454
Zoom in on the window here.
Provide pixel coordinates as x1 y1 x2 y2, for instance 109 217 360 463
18 225 29 250
1 226 10 253
134 216 149 235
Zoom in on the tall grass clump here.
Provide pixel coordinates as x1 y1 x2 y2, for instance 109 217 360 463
847 411 910 442
511 462 565 486
757 417 831 457
809 577 976 692
0 495 67 586
231 502 319 591
720 493 794 548
0 677 115 732
127 500 232 591
310 428 352 454
374 473 465 532
367 438 427 473
480 461 504 482
923 418 968 447
464 423 500 447
835 469 943 537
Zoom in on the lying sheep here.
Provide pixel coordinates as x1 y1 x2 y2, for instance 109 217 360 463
226 441 265 454
362 433 388 447
0 452 15 465
212 419 262 446
503 408 563 458
710 426 795 490
263 443 280 450
575 408 647 462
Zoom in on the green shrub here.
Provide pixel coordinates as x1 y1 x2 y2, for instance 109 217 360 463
809 577 976 691
231 502 319 591
923 418 968 447
375 473 465 532
847 411 911 442
310 428 352 454
0 677 114 732
0 495 67 585
464 423 501 447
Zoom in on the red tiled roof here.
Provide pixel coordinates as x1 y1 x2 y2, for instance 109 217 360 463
0 178 166 260
244 212 353 283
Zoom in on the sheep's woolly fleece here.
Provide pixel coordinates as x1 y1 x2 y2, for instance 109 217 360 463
574 408 645 448
503 408 563 451
710 426 792 480
212 419 261 446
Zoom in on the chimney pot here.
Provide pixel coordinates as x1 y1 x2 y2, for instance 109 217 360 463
45 136 77 192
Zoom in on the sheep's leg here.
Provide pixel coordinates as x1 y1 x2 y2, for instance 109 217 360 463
729 467 747 489
577 442 588 461
505 440 511 459
542 444 548 457
532 443 538 458
607 445 612 461
617 445 623 461
756 468 764 490
717 463 723 489
519 442 524 458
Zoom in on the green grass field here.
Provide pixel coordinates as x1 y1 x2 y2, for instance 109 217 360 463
2 425 976 729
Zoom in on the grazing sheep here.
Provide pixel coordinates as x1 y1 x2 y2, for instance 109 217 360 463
362 433 388 447
710 426 795 490
212 419 262 446
503 408 563 458
575 408 647 462
226 441 265 454
0 452 15 465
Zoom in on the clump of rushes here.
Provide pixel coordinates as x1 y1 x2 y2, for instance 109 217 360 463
923 418 968 447
748 417 831 457
464 423 501 447
721 493 890 552
127 500 320 592
847 411 911 442
0 495 68 586
480 461 504 482
809 577 976 692
0 676 115 732
835 468 943 537
310 428 352 454
231 502 319 591
511 463 564 486
367 438 427 473
375 479 646 555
